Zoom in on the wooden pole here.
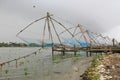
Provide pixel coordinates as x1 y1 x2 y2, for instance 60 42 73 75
46 12 54 44
73 26 78 35
86 30 98 45
74 45 76 56
90 51 92 56
15 59 18 68
42 19 47 48
78 24 89 45
49 17 62 44
16 16 46 36
51 18 74 37
96 52 97 55
52 45 54 60
86 47 89 57
86 51 88 57
112 38 115 47
62 46 65 56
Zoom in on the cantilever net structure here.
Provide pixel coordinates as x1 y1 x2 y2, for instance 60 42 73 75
16 12 76 47
16 12 115 47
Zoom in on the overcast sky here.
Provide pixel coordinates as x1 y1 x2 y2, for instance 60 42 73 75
0 0 120 42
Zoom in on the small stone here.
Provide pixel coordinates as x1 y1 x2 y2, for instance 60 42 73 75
112 65 115 69
73 66 79 72
101 72 109 76
109 76 112 78
106 65 112 69
115 64 120 68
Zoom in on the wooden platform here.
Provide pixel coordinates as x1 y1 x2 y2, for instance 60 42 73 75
52 45 81 56
52 45 120 57
87 46 120 53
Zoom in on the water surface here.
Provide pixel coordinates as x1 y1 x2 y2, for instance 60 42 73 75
0 47 90 80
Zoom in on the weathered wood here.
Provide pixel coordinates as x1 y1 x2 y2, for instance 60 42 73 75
86 51 88 57
42 19 47 48
52 45 81 56
52 45 120 57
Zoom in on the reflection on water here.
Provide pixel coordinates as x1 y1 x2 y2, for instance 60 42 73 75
0 47 88 80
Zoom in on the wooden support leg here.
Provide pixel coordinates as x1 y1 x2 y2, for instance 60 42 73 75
90 52 92 56
74 51 76 56
52 50 54 60
0 64 3 77
63 51 65 56
52 50 54 56
86 51 88 57
16 59 18 68
74 45 76 56
105 52 107 55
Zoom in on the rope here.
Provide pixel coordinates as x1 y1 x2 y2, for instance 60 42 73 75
52 15 76 26
16 17 46 36
0 48 42 69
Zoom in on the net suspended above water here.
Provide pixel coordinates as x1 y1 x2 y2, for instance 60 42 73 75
16 12 115 47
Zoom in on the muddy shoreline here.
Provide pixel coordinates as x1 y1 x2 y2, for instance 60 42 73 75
80 54 120 80
61 57 93 80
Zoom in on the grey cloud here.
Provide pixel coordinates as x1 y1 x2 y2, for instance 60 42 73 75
0 0 120 42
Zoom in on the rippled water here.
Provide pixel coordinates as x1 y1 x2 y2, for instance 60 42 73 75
0 47 89 80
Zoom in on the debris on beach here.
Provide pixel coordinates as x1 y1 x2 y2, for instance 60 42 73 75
81 54 120 80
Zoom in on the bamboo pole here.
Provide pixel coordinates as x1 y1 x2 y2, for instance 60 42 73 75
73 26 78 35
16 17 46 36
49 17 62 45
51 18 74 37
46 12 54 44
78 24 89 44
42 19 47 48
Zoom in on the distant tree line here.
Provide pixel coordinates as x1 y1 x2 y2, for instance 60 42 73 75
0 42 28 47
0 42 53 47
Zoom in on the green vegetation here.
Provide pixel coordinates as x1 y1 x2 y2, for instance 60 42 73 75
5 69 9 74
81 55 104 80
24 67 28 72
29 43 41 47
24 67 29 76
52 53 81 60
92 56 101 67
53 60 61 64
19 61 24 66
0 42 27 47
0 42 54 47
52 53 81 64
52 54 62 60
